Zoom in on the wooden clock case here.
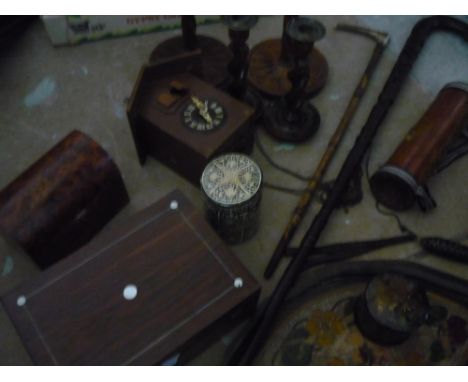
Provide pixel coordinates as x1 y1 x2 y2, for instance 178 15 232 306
127 52 256 185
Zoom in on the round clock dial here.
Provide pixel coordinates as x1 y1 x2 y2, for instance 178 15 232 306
182 96 225 133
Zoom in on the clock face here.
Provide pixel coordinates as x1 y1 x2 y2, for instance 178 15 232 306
182 96 226 133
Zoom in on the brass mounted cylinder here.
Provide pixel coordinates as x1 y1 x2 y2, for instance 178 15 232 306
370 82 468 211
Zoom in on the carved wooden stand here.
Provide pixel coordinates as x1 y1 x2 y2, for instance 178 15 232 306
150 16 232 87
263 17 325 142
248 16 328 99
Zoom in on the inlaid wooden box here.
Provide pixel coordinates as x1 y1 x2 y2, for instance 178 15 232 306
0 130 129 268
127 54 255 185
1 190 260 365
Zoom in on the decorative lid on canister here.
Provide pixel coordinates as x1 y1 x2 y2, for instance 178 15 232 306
201 153 262 207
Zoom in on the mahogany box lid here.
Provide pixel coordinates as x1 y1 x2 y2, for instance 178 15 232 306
1 190 260 365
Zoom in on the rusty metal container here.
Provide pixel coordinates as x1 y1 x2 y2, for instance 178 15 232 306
0 130 129 268
370 82 468 211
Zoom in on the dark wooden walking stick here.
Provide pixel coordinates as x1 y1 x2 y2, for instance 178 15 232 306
264 23 390 279
228 16 468 365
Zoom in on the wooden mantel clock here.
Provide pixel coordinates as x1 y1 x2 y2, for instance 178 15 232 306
127 52 256 185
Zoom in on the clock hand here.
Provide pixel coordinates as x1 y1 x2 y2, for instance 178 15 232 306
191 96 204 110
191 96 213 125
201 110 213 125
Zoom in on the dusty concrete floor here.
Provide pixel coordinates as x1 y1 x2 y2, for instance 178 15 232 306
0 15 467 365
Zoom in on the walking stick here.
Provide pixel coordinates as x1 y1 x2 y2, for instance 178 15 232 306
229 16 468 365
264 23 390 279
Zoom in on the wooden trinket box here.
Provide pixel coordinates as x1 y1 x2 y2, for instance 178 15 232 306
0 130 129 268
127 53 255 185
2 190 260 365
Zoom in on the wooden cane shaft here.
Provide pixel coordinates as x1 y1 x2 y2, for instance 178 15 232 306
232 16 467 365
265 43 385 278
285 48 380 236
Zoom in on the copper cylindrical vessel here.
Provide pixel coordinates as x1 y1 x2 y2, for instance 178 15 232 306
0 130 129 268
370 82 468 211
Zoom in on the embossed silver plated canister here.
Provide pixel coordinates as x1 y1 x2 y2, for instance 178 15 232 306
201 153 262 244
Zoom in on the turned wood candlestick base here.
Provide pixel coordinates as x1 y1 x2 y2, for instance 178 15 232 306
261 17 325 142
263 98 320 142
248 39 328 99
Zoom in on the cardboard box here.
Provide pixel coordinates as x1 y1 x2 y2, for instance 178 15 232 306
41 15 220 46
